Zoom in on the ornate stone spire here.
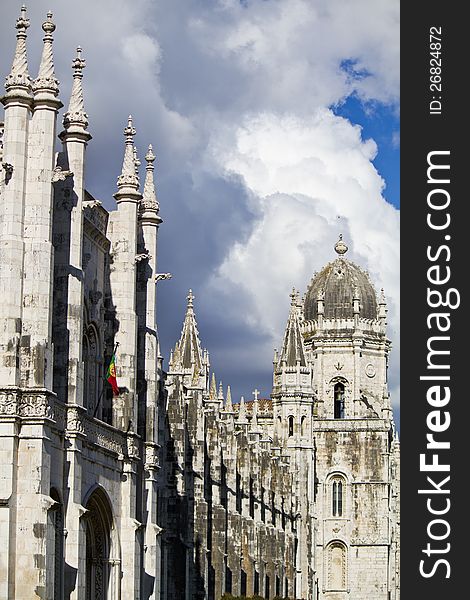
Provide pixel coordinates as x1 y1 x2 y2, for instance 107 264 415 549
171 290 204 374
237 396 248 424
209 373 217 401
114 116 141 201
33 12 59 97
4 5 32 97
279 289 307 367
63 47 89 131
218 381 224 402
225 385 233 412
141 144 161 213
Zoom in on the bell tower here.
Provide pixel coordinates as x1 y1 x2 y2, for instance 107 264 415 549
300 235 398 599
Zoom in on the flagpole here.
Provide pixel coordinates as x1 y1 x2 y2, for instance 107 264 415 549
92 385 105 419
92 341 119 419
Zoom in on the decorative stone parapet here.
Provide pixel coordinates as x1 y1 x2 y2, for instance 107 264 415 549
0 388 55 419
0 389 139 458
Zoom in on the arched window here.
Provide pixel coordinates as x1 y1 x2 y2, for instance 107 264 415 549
334 383 345 418
83 324 102 416
288 415 294 437
85 487 116 600
326 542 347 590
332 478 344 517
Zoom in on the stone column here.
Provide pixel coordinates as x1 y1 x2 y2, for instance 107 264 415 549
20 13 62 391
63 410 87 600
108 116 141 431
55 47 92 407
120 446 141 600
0 6 33 387
137 144 163 446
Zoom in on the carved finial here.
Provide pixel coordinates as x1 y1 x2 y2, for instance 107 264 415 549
187 289 194 309
63 46 89 130
209 372 217 400
125 115 136 141
115 116 140 196
218 381 224 401
73 46 85 70
225 385 233 411
141 144 160 213
334 233 348 256
33 11 59 96
146 144 155 164
289 287 297 306
5 4 32 95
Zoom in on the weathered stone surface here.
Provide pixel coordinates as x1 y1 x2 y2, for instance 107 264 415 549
0 10 399 600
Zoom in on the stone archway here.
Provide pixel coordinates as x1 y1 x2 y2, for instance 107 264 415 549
85 488 116 600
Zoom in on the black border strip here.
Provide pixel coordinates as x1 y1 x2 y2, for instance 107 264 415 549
401 3 465 597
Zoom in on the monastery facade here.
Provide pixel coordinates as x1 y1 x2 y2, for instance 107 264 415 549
0 8 399 600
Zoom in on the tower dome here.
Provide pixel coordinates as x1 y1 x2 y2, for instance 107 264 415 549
304 235 378 321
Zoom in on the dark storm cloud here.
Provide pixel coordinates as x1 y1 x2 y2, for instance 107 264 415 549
0 0 400 410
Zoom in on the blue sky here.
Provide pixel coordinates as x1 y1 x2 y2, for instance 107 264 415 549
1 0 400 417
334 95 400 209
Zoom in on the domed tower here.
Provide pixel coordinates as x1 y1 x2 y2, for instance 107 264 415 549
303 234 391 422
272 235 399 600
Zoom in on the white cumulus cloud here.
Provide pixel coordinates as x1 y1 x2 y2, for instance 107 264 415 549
207 110 400 406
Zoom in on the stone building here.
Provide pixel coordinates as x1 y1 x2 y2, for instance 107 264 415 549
0 9 162 599
0 7 399 600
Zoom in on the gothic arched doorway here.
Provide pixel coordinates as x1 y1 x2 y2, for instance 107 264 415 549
85 488 115 600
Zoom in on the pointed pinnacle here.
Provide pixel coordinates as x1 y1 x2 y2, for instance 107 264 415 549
141 144 162 217
63 46 89 131
141 144 160 213
210 372 217 396
238 395 247 423
33 11 59 96
5 5 32 94
225 385 233 409
116 115 140 195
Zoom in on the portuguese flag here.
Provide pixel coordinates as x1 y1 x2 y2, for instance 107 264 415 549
106 353 120 396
